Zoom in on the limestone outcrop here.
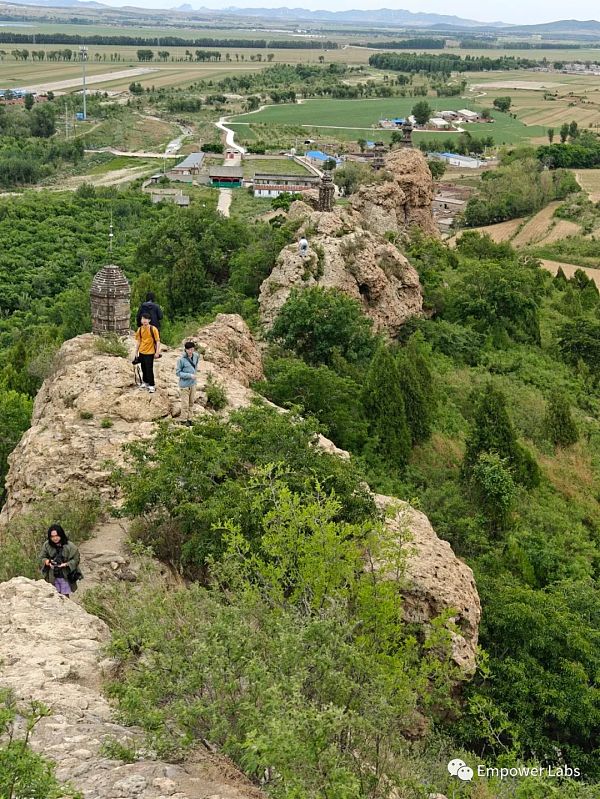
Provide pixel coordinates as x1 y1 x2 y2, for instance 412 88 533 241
259 148 437 334
0 314 263 522
374 497 480 675
384 147 438 237
259 223 422 335
0 577 263 799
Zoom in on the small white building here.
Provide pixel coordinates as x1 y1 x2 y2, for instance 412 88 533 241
429 117 451 129
431 152 486 169
457 109 480 122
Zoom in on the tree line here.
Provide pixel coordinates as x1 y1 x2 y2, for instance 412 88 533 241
0 32 338 49
369 51 539 74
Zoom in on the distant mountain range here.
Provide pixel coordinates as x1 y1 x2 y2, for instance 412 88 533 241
4 0 600 35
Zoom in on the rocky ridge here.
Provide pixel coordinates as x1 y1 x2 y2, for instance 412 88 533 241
259 147 436 334
0 577 263 799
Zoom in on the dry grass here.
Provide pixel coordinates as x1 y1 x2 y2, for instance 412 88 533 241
539 442 598 504
575 169 600 201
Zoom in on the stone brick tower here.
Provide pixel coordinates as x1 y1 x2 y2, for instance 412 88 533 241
90 264 131 335
318 172 335 212
372 141 387 170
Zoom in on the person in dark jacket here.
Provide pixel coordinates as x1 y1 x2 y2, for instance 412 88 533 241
136 292 163 331
40 524 81 597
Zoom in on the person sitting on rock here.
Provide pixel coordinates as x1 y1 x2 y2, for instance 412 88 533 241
134 312 160 394
298 237 309 259
136 291 163 332
40 524 81 598
176 340 200 427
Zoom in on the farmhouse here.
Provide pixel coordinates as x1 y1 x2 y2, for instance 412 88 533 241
253 173 320 198
456 109 481 122
430 152 486 169
168 152 205 182
428 117 451 129
208 165 244 188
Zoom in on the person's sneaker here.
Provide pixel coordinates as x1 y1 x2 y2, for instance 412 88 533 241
148 386 156 393
138 382 148 389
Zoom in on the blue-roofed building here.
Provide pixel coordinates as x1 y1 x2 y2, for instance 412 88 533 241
391 118 406 126
305 150 342 166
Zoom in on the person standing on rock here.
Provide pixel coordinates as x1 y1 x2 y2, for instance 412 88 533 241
136 291 163 332
134 312 160 394
40 524 81 597
176 341 199 427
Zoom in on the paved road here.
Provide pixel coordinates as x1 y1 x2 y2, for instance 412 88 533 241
217 188 232 217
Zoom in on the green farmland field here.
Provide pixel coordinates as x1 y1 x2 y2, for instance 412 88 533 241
230 97 547 145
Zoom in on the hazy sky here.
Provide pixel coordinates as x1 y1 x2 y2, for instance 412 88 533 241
104 0 600 25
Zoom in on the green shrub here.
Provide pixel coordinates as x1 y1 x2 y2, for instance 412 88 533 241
79 410 94 420
204 375 228 411
544 390 579 447
462 383 540 489
0 689 81 799
361 345 411 468
101 417 114 429
94 334 128 358
98 737 139 764
268 287 377 368
117 404 374 576
257 356 368 452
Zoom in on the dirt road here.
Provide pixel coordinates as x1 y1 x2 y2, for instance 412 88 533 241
20 67 157 94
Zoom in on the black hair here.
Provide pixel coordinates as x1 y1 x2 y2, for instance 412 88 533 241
146 292 155 302
184 341 195 350
141 312 152 320
47 524 68 546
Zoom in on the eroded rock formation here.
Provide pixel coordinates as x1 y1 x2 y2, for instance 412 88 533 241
0 310 480 796
0 314 263 522
259 148 437 334
259 218 422 335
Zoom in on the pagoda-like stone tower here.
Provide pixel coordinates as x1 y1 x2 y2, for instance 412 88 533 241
372 141 387 170
318 172 335 212
90 264 131 335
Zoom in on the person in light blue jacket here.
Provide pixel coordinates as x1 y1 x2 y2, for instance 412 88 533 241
176 341 200 426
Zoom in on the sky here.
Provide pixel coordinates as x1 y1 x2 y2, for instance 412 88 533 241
100 0 600 25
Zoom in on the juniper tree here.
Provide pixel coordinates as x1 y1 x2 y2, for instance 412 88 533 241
361 346 411 467
462 383 540 489
544 390 579 448
397 352 433 445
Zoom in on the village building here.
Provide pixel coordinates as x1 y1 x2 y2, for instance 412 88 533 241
305 150 342 167
253 173 320 198
456 109 481 122
208 165 244 188
430 152 486 169
168 152 205 182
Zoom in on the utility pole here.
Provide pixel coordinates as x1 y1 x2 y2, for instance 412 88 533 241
79 45 88 120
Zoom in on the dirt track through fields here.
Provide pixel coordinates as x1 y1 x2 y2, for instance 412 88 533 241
20 66 158 94
511 201 563 247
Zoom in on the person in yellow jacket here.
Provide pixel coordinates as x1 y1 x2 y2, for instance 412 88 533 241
134 312 161 393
